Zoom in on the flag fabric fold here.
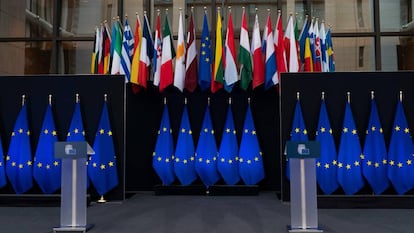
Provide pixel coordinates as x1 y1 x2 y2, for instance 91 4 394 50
153 104 175 185
110 19 123 77
274 12 287 78
264 14 278 90
224 9 238 92
195 105 220 187
174 104 197 185
184 11 198 92
337 100 364 195
299 16 310 66
287 98 309 179
387 99 414 194
198 12 212 91
0 135 6 189
251 13 264 89
153 13 162 87
6 102 33 194
88 100 119 196
362 97 389 195
217 103 240 185
238 8 253 90
137 14 154 90
33 103 61 194
315 98 339 194
239 104 265 185
212 10 224 93
284 14 299 72
159 15 175 92
326 27 335 72
120 18 134 82
173 11 186 92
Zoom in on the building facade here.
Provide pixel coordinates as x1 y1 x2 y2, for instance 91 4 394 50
0 0 413 75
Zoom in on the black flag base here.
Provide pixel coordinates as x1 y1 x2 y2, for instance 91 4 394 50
153 184 259 196
287 225 323 233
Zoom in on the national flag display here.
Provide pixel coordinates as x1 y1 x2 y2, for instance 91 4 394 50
224 8 238 92
159 14 175 92
120 18 134 82
251 13 264 89
238 7 253 90
173 10 186 92
184 9 198 92
212 9 224 93
198 11 212 91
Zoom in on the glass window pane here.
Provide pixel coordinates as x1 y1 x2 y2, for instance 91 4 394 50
314 0 374 33
58 41 93 74
0 41 53 74
60 0 118 37
391 36 414 70
0 1 54 38
333 37 375 71
380 0 412 32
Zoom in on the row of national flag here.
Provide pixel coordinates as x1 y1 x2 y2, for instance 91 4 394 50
153 98 265 187
91 8 335 93
288 91 414 195
0 95 118 196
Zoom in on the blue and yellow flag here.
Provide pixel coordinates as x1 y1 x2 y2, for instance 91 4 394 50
6 99 33 194
387 98 414 194
239 103 265 185
287 96 308 179
195 104 219 187
88 99 119 196
198 12 212 91
337 99 364 195
153 103 175 185
315 97 338 194
0 134 6 189
33 102 61 194
174 103 197 185
362 97 389 194
217 101 240 185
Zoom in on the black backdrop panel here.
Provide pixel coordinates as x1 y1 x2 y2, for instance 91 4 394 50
0 75 125 201
280 72 414 201
126 84 281 192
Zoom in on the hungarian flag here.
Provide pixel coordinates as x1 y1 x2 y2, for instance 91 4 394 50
251 13 264 89
238 7 252 90
159 15 175 92
212 9 224 93
184 10 198 92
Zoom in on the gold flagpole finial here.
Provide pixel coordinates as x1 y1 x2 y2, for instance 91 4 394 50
49 94 52 106
76 93 80 103
97 195 107 203
371 91 374 100
296 92 300 100
321 92 325 100
104 94 108 102
164 97 167 105
184 97 187 105
22 95 26 106
229 97 232 105
208 97 210 106
399 91 403 102
248 97 251 105
347 92 351 103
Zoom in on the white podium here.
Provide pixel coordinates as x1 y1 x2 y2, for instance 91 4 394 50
286 141 323 233
53 141 95 233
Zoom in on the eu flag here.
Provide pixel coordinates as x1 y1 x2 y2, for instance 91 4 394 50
0 134 6 189
195 104 220 187
387 98 414 194
337 99 364 195
217 102 240 185
239 104 265 185
6 100 33 194
198 12 212 91
88 99 119 196
174 104 197 185
66 98 90 188
362 97 389 194
287 97 308 179
153 103 175 185
33 103 61 194
315 97 339 195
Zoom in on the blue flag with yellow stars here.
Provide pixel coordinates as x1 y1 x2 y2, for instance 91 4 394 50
362 97 389 194
88 100 119 196
67 98 90 188
337 100 364 195
153 103 175 185
174 104 197 185
6 101 33 194
195 104 220 187
33 103 61 194
239 104 265 185
198 12 212 91
0 134 6 189
287 97 308 179
217 102 240 185
387 99 414 195
315 97 339 195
